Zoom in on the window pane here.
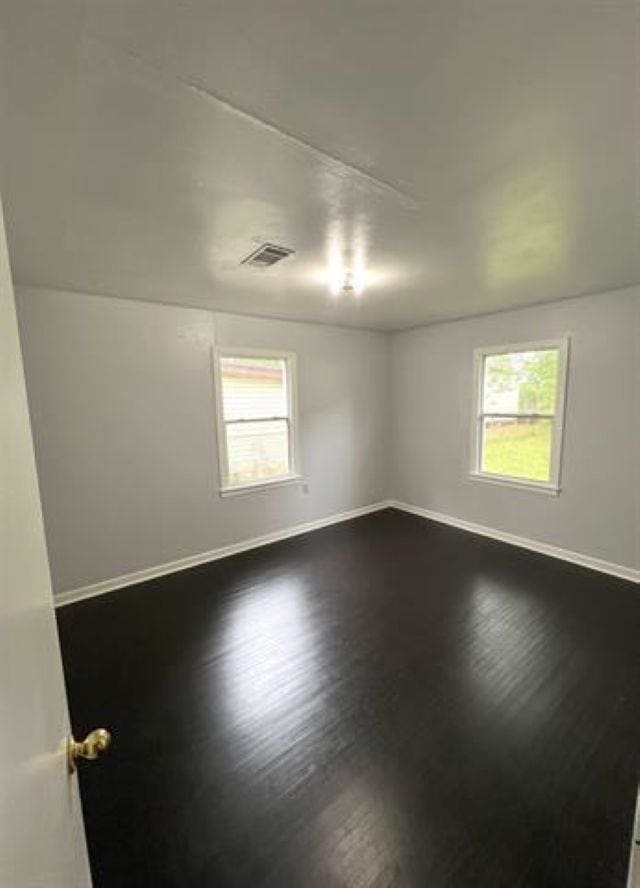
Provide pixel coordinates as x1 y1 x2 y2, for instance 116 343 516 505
226 419 289 486
221 356 288 421
481 417 553 482
483 349 558 414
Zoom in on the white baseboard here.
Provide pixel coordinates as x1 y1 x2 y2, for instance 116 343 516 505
390 500 640 584
54 501 393 608
54 498 638 607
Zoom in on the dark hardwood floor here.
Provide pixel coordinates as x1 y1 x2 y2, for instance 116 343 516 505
56 508 640 887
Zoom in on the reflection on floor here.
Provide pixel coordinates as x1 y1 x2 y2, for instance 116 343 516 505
57 508 640 887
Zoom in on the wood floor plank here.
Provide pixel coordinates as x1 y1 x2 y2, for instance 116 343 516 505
56 508 640 887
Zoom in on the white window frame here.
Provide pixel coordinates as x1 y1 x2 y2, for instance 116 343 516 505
469 337 569 495
213 347 301 497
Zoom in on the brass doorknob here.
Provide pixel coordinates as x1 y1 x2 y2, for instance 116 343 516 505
68 728 112 773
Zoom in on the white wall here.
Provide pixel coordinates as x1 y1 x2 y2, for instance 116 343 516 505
17 288 391 594
391 286 639 572
16 284 639 595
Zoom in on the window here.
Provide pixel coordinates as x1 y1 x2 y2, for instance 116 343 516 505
471 339 569 493
215 349 299 494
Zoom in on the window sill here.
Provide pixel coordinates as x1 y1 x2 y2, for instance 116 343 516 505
468 472 560 496
219 474 304 498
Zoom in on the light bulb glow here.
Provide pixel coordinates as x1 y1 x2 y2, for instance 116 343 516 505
328 244 344 297
324 219 367 297
352 249 365 296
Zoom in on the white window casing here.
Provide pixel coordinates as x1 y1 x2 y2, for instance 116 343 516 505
469 337 569 495
213 347 301 496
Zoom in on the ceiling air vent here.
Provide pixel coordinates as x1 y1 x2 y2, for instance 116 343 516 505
241 243 295 268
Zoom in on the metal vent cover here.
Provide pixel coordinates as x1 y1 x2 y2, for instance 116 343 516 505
241 243 295 267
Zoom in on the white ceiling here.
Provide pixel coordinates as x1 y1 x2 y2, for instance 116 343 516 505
0 1 638 330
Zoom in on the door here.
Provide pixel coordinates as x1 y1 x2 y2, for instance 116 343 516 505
0 193 92 886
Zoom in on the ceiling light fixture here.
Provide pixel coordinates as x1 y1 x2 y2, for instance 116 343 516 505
325 220 367 297
339 270 363 297
328 258 365 298
328 243 344 297
352 250 365 296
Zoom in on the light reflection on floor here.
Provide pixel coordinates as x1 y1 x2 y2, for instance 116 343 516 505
463 578 568 740
217 576 328 780
313 776 405 888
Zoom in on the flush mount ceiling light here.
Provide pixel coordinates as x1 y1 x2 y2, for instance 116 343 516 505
328 252 365 298
335 270 364 297
324 217 368 298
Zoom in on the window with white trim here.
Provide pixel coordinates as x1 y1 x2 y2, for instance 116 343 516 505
471 339 569 492
215 350 298 493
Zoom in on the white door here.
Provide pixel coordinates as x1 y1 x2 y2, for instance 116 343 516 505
0 194 92 886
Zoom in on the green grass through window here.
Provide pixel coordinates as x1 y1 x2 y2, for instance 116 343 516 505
482 420 552 482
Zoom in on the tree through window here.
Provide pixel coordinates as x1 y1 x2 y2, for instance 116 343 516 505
472 340 568 490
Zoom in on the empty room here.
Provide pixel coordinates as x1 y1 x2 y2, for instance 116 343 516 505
1 2 639 886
